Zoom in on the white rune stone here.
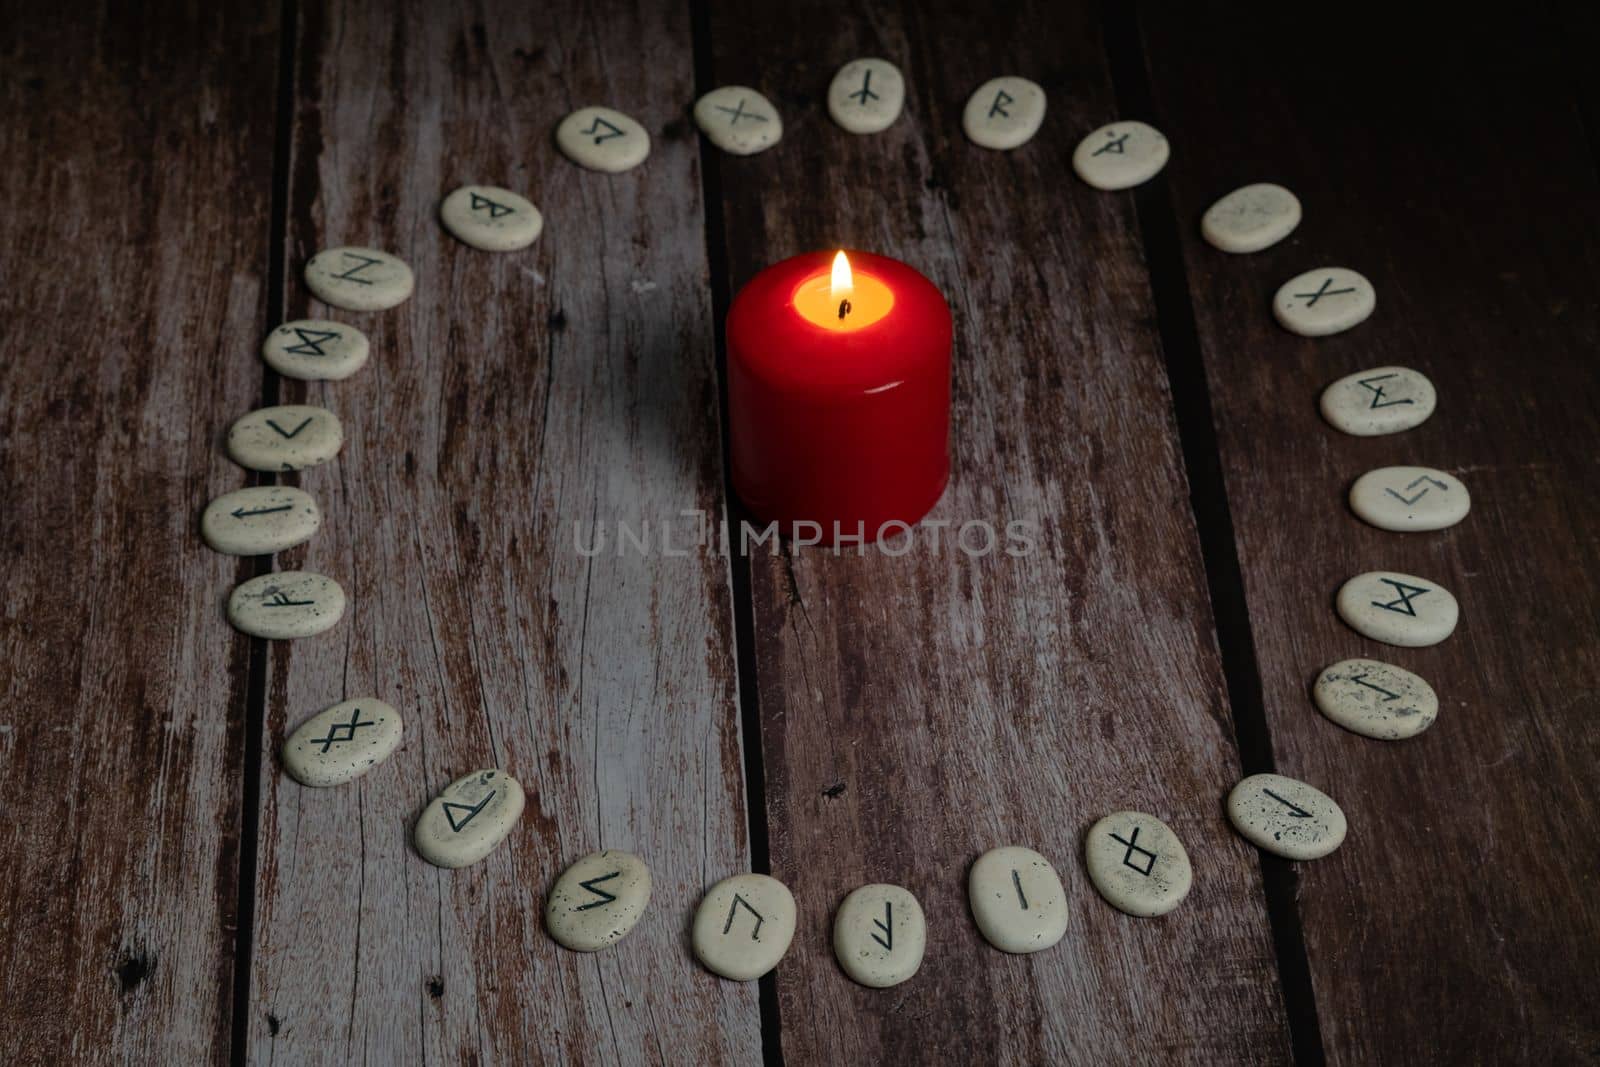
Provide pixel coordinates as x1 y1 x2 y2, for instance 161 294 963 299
201 485 321 556
692 873 796 980
1273 266 1375 336
555 106 651 173
1336 570 1459 647
546 850 652 952
1320 365 1436 436
1227 773 1347 861
968 845 1068 954
226 405 343 472
1349 465 1470 532
1072 121 1170 190
827 58 905 134
1201 183 1302 253
260 319 370 381
694 87 783 156
282 698 403 788
227 570 345 640
962 76 1046 150
439 185 543 251
414 769 525 869
1313 657 1439 740
304 246 414 312
832 883 926 988
1084 811 1191 917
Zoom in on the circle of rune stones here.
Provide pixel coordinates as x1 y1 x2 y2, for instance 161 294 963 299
1187 129 1477 1016
1196 180 1467 731
188 51 1480 990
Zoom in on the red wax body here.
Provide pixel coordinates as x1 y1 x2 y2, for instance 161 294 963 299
727 250 952 539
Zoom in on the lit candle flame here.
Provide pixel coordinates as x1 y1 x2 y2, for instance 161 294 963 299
831 250 853 319
793 249 892 330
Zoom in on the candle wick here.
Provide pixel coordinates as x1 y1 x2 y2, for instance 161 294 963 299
838 298 852 320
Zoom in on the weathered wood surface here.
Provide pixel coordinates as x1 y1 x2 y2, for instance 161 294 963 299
8 1 1600 1063
245 1 757 1063
0 4 278 1064
705 2 1291 1062
1143 6 1600 1063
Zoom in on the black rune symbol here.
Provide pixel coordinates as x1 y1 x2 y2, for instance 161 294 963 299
283 327 341 357
1011 869 1030 910
311 705 376 753
988 89 1014 119
442 790 495 833
575 871 621 911
713 98 768 125
848 69 879 105
580 116 624 144
469 192 514 217
1293 276 1357 307
230 502 293 519
265 589 314 608
1384 474 1448 506
1371 577 1429 617
1357 373 1415 410
266 416 313 439
1092 132 1130 156
722 893 765 940
1262 787 1313 819
1350 673 1401 702
330 252 383 285
1111 827 1157 876
870 901 893 951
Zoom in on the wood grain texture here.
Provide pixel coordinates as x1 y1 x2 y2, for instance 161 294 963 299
245 2 757 1062
705 2 1291 1061
1142 6 1600 1063
0 3 278 1064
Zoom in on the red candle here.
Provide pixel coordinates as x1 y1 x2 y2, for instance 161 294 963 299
727 249 952 542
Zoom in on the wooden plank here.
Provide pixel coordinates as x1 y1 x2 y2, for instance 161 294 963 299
705 2 1292 1061
0 4 279 1064
244 1 760 1062
1141 7 1600 1062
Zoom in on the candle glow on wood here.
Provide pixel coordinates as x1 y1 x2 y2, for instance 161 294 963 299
792 249 894 331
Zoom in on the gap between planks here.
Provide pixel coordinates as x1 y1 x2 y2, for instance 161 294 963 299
230 0 298 1064
689 1 786 1062
1099 3 1325 1064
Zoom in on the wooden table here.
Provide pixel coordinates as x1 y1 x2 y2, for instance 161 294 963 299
3 2 1596 1063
